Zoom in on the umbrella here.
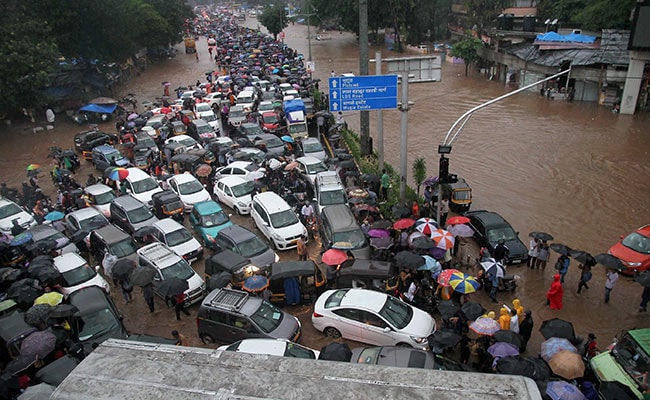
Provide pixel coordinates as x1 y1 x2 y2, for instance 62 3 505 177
461 302 486 321
634 271 650 287
26 164 41 172
568 249 596 266
10 232 33 246
411 236 436 250
540 318 576 341
429 246 447 260
418 255 442 274
595 253 626 271
207 272 233 291
415 217 438 236
371 220 392 230
127 113 139 121
392 218 415 230
34 292 63 306
437 268 461 286
496 355 550 381
469 317 501 336
448 272 480 294
17 382 56 400
280 135 294 143
49 304 78 319
394 251 425 270
0 267 24 283
31 267 62 286
437 300 460 319
447 224 474 238
369 236 392 250
284 161 299 171
598 381 639 400
318 342 352 362
431 229 455 250
9 279 43 307
532 231 554 241
24 304 51 327
546 381 587 400
0 299 17 313
195 164 212 177
493 330 523 349
156 277 189 297
43 210 65 222
391 204 411 219
111 259 135 280
446 216 470 225
70 229 89 244
107 167 129 181
20 330 57 359
548 350 584 379
368 229 390 238
541 337 578 361
34 354 79 386
488 342 520 359
322 248 348 266
480 258 506 278
242 275 270 293
133 225 157 239
130 267 157 287
428 329 462 348
550 243 572 256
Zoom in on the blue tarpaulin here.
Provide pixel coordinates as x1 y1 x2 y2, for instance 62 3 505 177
283 98 305 113
78 103 117 114
535 32 596 43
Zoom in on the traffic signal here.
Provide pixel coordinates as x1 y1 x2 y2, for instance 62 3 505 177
439 156 449 183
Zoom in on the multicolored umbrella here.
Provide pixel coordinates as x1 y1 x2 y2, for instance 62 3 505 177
548 350 584 379
431 229 455 250
437 268 461 286
10 232 33 246
469 317 501 336
107 167 129 181
392 218 415 230
415 217 438 236
446 216 470 225
242 275 270 293
448 272 480 294
321 248 348 266
541 337 578 361
26 164 41 172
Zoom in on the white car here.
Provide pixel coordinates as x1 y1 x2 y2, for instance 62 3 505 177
296 156 328 185
203 93 223 106
84 184 117 218
195 103 212 114
124 168 163 207
213 176 255 215
0 198 36 235
197 110 220 132
152 218 203 263
164 135 202 151
250 192 307 251
64 208 110 245
312 288 436 350
167 174 211 212
218 338 320 359
300 138 327 161
53 253 110 296
257 100 274 113
214 161 266 182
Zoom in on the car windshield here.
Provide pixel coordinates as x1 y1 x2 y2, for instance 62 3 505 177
79 214 108 231
161 260 194 281
612 334 650 390
62 265 97 287
356 347 382 364
320 190 346 206
288 124 307 134
333 229 367 250
250 301 283 333
324 289 348 308
244 163 259 172
264 137 284 148
105 151 124 163
93 191 116 205
486 227 518 244
270 209 298 229
621 232 650 254
127 206 154 224
138 136 156 148
303 141 324 153
263 114 278 124
200 211 229 227
244 126 263 135
230 109 244 118
238 236 268 258
166 228 193 247
0 203 22 219
379 295 413 330
178 179 204 195
77 308 120 342
132 178 159 194
284 343 316 359
163 200 184 213
179 137 197 147
306 162 327 175
201 113 217 122
231 181 255 197
109 239 137 258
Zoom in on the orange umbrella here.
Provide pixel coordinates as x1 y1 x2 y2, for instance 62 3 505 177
548 350 585 380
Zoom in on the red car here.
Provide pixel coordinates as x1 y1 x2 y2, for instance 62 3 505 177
260 111 281 132
608 224 650 273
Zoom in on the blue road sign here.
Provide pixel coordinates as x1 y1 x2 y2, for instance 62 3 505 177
328 75 398 112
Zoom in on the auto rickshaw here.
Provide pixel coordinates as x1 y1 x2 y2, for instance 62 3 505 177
170 121 187 136
169 153 202 175
333 259 394 291
204 250 263 287
268 260 325 305
185 148 217 165
151 190 184 222
131 144 153 170
431 176 472 213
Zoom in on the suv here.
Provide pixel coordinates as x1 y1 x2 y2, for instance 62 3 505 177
74 129 113 160
91 145 130 171
109 195 159 235
53 252 110 296
26 224 79 256
152 218 203 263
187 119 217 142
314 172 346 216
137 242 206 306
89 224 139 265
197 288 301 345
214 225 278 268
250 192 307 251
83 184 117 217
320 204 369 259
466 210 528 264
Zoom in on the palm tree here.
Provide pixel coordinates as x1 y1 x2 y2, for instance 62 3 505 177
412 157 427 196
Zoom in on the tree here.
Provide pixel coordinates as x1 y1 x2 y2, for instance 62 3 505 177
412 157 427 196
259 2 289 41
449 37 483 76
537 0 635 29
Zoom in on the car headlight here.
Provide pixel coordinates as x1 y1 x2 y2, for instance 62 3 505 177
410 336 427 344
302 228 308 237
205 234 216 242
627 261 642 267
272 233 283 241
200 282 206 291
237 202 246 208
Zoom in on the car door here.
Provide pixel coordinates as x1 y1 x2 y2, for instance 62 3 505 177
469 217 487 245
111 207 128 232
251 202 270 240
65 215 81 235
216 182 233 209
330 308 364 342
357 310 393 346
168 178 179 196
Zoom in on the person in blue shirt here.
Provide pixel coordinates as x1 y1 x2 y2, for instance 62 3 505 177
557 255 570 283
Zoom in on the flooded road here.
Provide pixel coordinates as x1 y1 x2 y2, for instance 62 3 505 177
0 20 648 354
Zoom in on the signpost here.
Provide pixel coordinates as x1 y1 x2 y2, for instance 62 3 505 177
328 75 398 112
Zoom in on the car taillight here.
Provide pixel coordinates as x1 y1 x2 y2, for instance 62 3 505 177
312 312 323 318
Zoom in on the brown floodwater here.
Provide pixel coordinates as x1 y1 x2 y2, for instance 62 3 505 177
0 20 648 354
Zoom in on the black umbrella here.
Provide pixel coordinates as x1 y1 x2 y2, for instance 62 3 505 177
635 271 650 287
394 251 425 270
532 232 554 241
496 355 550 382
70 229 89 244
50 304 79 319
539 318 576 341
493 329 524 350
568 249 596 266
31 267 62 286
411 236 436 250
461 301 486 321
371 220 392 230
8 278 43 307
549 243 572 256
27 261 53 276
24 304 52 327
428 329 462 348
598 380 638 400
156 277 189 297
133 226 157 239
318 342 352 362
595 253 626 271
437 300 460 319
111 259 136 280
0 267 25 283
391 204 411 219
130 266 157 287
207 272 233 291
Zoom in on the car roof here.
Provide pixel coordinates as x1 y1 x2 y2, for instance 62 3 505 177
338 288 387 312
67 207 103 220
217 225 256 241
93 224 131 242
297 156 322 165
321 205 358 231
153 218 184 232
171 173 199 184
111 195 146 210
467 210 507 226
253 192 290 213
217 175 248 186
194 200 224 214
637 225 650 237
93 145 117 153
225 161 254 169
302 137 319 144
53 253 87 273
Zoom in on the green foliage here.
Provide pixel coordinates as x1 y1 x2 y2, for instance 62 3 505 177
259 2 289 40
412 157 427 196
537 0 635 29
449 38 484 76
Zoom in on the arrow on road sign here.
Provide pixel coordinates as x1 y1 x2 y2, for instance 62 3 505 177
332 80 338 88
332 91 338 100
332 103 339 111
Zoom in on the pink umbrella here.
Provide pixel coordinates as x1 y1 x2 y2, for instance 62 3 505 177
368 229 391 238
431 229 455 250
447 224 474 238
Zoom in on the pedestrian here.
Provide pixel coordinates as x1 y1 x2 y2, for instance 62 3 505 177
46 108 55 127
489 273 499 303
102 251 118 286
577 263 593 294
11 219 25 236
438 197 449 226
508 308 519 333
639 285 650 312
546 273 564 310
604 268 619 304
411 201 420 219
584 333 599 359
174 292 190 320
556 254 570 283
527 237 538 268
498 306 511 330
380 169 389 202
579 381 599 400
195 52 199 62
519 310 534 352
536 241 549 270
493 239 509 265
171 330 188 346
119 278 133 304
143 283 155 313
512 298 524 320
296 237 307 261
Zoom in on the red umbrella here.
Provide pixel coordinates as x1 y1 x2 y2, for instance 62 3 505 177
322 249 348 266
393 218 415 230
437 268 461 286
446 216 470 225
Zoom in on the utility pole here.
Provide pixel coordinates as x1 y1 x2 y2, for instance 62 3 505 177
376 51 384 172
398 74 412 203
359 0 370 155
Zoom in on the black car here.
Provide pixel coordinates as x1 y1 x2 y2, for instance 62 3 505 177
466 210 528 264
74 129 114 160
350 346 472 371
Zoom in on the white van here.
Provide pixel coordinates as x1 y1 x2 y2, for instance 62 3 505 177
250 192 308 251
124 167 162 207
236 90 256 111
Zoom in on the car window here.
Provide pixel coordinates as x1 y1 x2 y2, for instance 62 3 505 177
231 181 254 197
355 347 382 364
200 210 229 227
76 307 120 342
622 232 650 254
324 290 348 308
79 214 108 231
127 206 154 224
109 239 137 258
0 203 22 219
378 295 413 330
166 228 193 247
253 203 268 224
232 316 257 333
361 311 388 328
233 168 245 175
333 308 363 323
238 236 268 258
217 182 224 192
93 191 116 205
249 301 283 333
207 309 228 324
215 236 234 252
61 265 97 287
486 226 517 243
178 179 204 195
160 260 194 281
332 229 367 250
320 190 346 206
284 343 317 359
269 210 298 229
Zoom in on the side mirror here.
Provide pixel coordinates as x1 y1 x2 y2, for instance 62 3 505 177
383 327 391 333
94 265 100 272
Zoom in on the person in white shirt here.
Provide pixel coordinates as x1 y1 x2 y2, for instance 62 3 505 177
508 308 519 333
300 200 314 225
604 269 619 304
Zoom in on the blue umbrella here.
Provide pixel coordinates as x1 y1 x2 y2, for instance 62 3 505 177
44 211 65 222
546 381 587 400
272 68 280 74
280 135 294 143
418 255 442 273
242 275 269 293
10 232 33 246
541 337 578 361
